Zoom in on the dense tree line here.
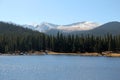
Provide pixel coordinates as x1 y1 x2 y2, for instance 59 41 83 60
0 32 120 54
0 22 120 54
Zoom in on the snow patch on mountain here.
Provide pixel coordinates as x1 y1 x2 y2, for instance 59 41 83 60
23 21 101 32
57 21 100 31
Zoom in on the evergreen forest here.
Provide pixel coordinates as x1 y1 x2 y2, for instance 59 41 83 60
0 22 120 54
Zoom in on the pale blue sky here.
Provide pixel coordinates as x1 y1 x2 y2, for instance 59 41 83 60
0 0 120 25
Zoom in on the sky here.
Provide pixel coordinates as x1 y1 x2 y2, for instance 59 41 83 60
0 0 120 25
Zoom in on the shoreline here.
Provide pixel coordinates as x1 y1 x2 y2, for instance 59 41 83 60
48 52 120 57
0 51 120 57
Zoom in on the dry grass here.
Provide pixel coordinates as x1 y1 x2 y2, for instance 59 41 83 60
48 51 101 56
105 53 120 57
79 53 101 56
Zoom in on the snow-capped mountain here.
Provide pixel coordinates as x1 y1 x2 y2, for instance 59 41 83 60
23 21 100 32
23 22 58 32
57 22 100 32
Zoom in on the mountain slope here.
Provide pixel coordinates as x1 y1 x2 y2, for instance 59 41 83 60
24 22 58 32
71 21 120 36
0 22 41 35
3 21 120 36
35 22 58 32
89 21 120 35
56 21 99 31
24 21 100 33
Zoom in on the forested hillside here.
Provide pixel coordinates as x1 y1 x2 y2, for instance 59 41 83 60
0 22 120 54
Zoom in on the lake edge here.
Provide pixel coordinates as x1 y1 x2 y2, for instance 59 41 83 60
0 51 120 57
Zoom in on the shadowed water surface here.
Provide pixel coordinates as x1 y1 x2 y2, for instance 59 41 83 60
0 55 120 80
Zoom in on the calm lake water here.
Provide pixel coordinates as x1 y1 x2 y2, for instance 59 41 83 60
0 55 120 80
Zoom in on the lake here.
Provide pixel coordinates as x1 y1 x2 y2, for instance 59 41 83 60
0 55 120 80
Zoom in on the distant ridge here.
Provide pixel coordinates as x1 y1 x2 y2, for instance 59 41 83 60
1 21 120 36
